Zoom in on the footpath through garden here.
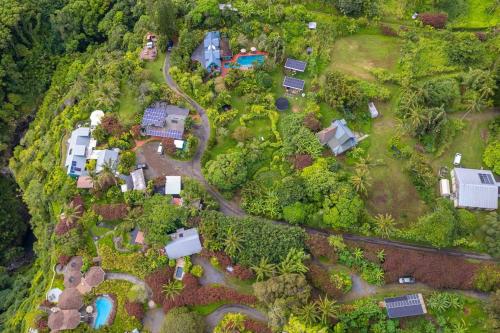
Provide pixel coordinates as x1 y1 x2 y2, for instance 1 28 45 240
162 52 496 263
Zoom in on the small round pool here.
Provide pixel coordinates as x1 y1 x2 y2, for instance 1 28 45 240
93 295 114 329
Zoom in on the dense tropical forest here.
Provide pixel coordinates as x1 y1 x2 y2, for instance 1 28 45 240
0 0 499 332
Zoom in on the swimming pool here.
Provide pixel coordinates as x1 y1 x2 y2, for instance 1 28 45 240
224 54 265 68
175 266 184 279
93 296 113 329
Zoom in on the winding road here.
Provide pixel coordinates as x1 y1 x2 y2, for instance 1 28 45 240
162 51 496 263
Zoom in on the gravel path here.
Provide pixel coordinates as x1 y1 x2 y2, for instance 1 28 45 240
193 255 226 285
105 272 152 299
204 304 267 333
143 308 164 333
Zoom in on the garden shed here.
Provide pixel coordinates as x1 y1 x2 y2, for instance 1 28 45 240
283 77 305 94
384 294 427 319
165 228 202 259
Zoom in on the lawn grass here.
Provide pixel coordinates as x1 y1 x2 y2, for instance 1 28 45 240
117 82 141 126
144 52 166 84
451 0 500 29
329 34 402 81
363 88 428 225
429 111 495 171
190 301 228 315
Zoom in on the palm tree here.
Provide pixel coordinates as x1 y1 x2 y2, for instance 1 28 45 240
351 166 372 196
97 159 117 190
315 296 338 324
296 302 320 326
162 280 183 300
60 201 82 227
353 248 364 261
462 92 484 120
376 249 386 263
224 226 243 258
374 213 396 238
327 235 346 252
251 257 276 281
94 80 120 110
278 248 310 275
215 313 246 333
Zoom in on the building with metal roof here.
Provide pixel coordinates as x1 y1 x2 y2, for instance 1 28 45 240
88 149 119 173
165 176 181 195
283 76 305 93
452 168 498 210
384 294 427 319
285 58 307 72
164 228 202 259
316 119 358 156
131 168 146 191
65 127 91 177
141 103 189 139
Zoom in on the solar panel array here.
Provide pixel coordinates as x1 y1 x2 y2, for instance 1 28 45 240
285 58 307 72
142 107 168 127
479 173 494 185
145 128 183 139
385 294 425 319
283 76 305 90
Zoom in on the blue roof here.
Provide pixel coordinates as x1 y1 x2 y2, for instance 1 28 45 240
316 119 358 156
203 31 222 69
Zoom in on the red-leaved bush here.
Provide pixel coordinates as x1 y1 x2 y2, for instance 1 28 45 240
419 12 448 29
291 154 313 170
306 262 344 298
130 124 142 139
305 233 337 262
101 114 123 136
346 240 481 290
380 24 397 36
36 317 48 330
229 265 254 280
200 249 232 268
58 255 71 266
475 32 487 42
92 203 128 221
146 268 256 313
125 301 145 320
55 196 85 236
244 319 272 333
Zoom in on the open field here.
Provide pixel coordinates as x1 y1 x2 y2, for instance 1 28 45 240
451 0 500 28
329 34 402 81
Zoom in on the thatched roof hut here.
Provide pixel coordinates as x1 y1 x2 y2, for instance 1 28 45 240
48 310 81 331
58 288 83 310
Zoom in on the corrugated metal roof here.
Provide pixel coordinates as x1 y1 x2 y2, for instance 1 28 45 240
454 168 498 209
165 228 202 259
165 176 181 195
131 168 146 191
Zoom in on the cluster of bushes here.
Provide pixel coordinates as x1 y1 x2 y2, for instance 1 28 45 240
199 211 306 267
348 240 485 290
145 268 256 312
306 263 344 298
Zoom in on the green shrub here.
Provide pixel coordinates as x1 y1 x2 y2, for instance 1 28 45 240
210 257 220 268
191 265 204 278
330 270 352 293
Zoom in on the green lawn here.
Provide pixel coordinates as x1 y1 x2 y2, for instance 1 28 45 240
190 301 228 315
329 34 402 81
117 82 141 126
144 52 166 84
429 111 495 171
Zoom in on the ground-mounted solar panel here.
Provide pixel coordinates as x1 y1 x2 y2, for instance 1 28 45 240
285 58 307 72
283 77 305 90
385 294 426 319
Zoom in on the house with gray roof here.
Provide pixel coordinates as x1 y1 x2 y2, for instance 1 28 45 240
141 102 189 139
164 228 202 259
191 31 231 72
451 168 498 210
65 127 91 177
131 168 146 191
316 119 358 156
384 294 427 319
90 149 119 173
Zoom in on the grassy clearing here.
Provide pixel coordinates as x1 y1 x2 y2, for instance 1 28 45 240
452 0 500 28
429 111 495 171
329 34 402 81
144 52 166 84
190 301 228 315
117 82 140 126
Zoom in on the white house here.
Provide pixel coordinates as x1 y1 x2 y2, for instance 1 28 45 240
165 176 181 195
451 168 498 210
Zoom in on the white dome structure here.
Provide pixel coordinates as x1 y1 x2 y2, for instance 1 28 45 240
90 110 105 128
47 288 63 303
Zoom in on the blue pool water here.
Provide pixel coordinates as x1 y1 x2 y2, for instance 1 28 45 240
175 266 184 279
93 296 113 329
224 55 265 68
